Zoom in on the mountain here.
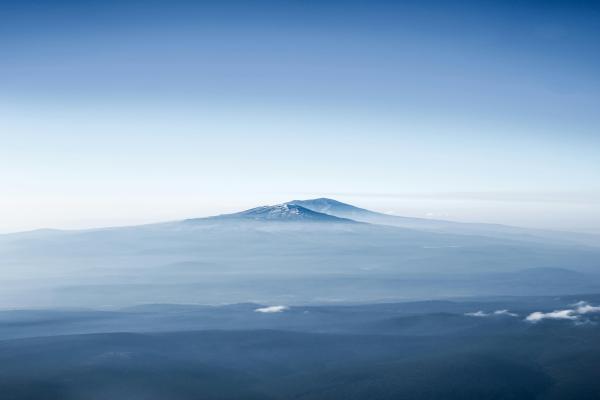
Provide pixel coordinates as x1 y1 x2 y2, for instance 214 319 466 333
1 198 600 308
287 198 377 219
201 203 356 223
288 198 600 247
287 198 431 225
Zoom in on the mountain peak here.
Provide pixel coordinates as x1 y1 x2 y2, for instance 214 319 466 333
240 204 312 220
286 198 371 216
288 198 347 207
212 203 356 223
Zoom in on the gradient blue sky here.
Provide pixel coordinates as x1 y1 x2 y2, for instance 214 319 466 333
1 0 599 232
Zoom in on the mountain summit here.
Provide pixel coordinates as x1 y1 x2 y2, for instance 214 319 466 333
213 203 355 223
286 198 372 219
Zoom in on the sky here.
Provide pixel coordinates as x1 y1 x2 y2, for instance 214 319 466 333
1 0 599 233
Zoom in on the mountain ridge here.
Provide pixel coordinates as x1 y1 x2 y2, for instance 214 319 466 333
187 203 357 224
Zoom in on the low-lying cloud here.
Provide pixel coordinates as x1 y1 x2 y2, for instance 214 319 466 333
526 301 600 323
254 305 289 313
465 309 518 317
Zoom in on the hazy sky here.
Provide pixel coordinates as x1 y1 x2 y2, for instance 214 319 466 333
1 0 599 233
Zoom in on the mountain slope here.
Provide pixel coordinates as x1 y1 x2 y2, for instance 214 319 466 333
287 198 435 226
1 198 600 308
288 198 600 247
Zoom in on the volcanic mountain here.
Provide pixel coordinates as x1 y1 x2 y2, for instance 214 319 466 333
190 203 356 223
1 198 599 308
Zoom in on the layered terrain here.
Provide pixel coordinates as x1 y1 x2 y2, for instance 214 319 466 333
1 296 600 400
1 199 600 399
1 198 599 308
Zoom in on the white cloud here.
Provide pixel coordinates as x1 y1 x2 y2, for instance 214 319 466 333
465 309 518 318
571 300 588 307
526 310 578 322
576 303 600 314
254 305 289 313
494 309 518 317
525 301 600 323
465 311 489 317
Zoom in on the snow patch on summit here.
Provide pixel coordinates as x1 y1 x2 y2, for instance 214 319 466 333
228 203 355 222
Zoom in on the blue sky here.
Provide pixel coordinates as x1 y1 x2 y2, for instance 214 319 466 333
1 0 599 232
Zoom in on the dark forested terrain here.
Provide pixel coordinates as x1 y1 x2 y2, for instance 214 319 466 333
1 296 600 400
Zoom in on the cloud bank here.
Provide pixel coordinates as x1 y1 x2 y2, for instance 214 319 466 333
526 301 600 323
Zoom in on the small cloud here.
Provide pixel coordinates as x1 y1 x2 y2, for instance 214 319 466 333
254 305 289 313
424 212 450 218
571 300 588 307
494 309 518 317
526 310 578 322
576 303 600 314
465 311 489 317
525 301 600 323
465 309 518 318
